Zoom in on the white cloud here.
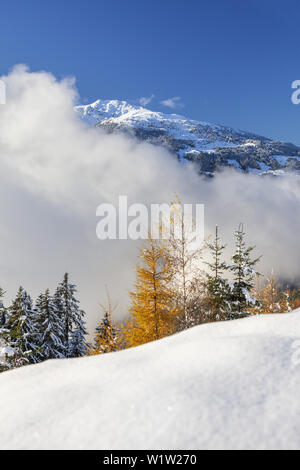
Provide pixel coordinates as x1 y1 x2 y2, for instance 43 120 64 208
138 94 154 107
0 66 197 331
160 96 184 109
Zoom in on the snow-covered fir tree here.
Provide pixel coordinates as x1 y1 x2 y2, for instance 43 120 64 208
206 226 231 321
229 225 261 318
0 287 7 330
54 273 89 357
0 288 9 372
0 288 8 347
69 327 90 358
35 289 66 360
6 287 40 366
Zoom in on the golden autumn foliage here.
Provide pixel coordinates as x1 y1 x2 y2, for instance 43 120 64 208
92 213 300 355
261 273 281 313
251 272 296 314
123 235 180 348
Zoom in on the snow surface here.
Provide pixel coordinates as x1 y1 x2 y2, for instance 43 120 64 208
1 311 300 450
0 346 15 357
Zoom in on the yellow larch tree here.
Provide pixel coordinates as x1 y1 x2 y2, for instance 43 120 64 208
123 235 179 348
261 272 281 313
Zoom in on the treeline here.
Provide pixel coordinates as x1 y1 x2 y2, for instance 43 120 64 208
92 211 299 354
1 204 299 371
0 274 89 372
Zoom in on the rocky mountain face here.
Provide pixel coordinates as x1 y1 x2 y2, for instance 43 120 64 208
75 99 300 176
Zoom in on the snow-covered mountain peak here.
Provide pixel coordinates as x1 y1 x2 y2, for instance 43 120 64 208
75 99 142 124
75 99 188 126
74 99 300 176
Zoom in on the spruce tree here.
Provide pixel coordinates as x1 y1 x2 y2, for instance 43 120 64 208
229 225 261 318
0 288 8 347
0 288 9 372
206 226 231 321
69 327 90 358
54 273 89 357
35 289 65 360
6 287 40 366
0 288 7 330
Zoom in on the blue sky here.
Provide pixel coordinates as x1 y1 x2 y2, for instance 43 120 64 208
1 0 300 143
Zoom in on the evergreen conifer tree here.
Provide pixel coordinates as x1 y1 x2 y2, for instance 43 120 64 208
69 326 90 358
229 225 261 318
54 273 89 357
0 288 7 330
0 288 8 347
6 287 40 366
206 226 231 321
0 288 9 372
35 289 65 360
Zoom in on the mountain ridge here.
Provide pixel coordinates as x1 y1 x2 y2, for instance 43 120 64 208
75 99 300 176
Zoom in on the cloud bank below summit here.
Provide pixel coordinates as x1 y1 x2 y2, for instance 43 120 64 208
0 65 299 329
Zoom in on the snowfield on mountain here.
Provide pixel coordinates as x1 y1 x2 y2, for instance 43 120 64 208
1 310 300 450
75 99 300 176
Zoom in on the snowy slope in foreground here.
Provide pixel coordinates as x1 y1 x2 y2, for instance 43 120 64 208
1 311 300 450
